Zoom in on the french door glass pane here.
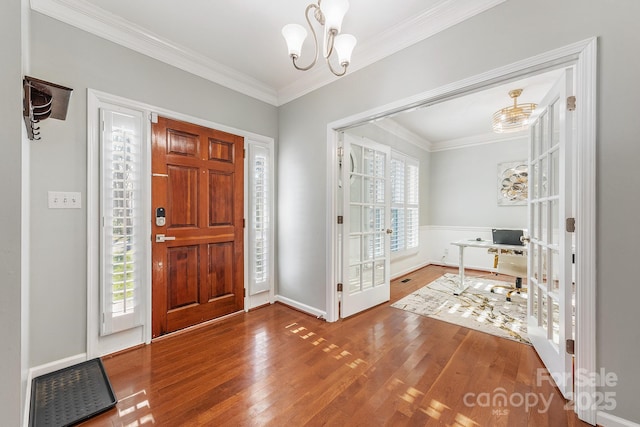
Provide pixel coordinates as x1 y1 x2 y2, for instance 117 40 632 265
541 111 550 153
552 99 561 147
552 299 560 345
550 199 559 245
541 249 549 290
364 148 375 175
350 206 361 233
349 236 361 265
349 265 361 293
350 176 362 203
374 261 385 286
362 206 373 232
532 121 540 159
362 262 374 289
551 149 560 196
532 202 539 240
541 156 548 197
551 250 560 293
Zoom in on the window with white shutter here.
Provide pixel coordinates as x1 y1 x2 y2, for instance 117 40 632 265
100 106 145 335
248 143 273 297
390 152 419 254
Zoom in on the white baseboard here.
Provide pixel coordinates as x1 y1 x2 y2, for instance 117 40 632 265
275 295 326 319
391 261 432 279
23 353 88 427
597 411 640 427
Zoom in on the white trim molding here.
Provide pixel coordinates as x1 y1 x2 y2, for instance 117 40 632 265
31 0 505 106
275 295 326 320
30 0 278 105
278 0 507 105
326 37 598 424
597 412 640 427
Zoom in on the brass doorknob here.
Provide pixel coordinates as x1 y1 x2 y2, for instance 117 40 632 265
386 229 393 234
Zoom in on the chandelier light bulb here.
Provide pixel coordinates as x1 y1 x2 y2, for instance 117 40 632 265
282 24 308 58
334 34 357 66
322 0 350 33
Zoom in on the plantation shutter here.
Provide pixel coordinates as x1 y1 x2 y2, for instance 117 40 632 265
100 107 145 335
390 152 419 253
248 143 271 296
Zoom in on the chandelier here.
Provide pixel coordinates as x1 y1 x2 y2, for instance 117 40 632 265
492 89 537 133
281 0 357 77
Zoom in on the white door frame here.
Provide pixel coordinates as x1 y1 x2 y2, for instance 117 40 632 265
87 89 275 358
325 38 596 424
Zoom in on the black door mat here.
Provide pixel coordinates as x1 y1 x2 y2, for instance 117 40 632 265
30 358 117 427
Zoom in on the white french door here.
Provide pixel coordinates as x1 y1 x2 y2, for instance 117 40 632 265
527 69 574 399
341 134 391 318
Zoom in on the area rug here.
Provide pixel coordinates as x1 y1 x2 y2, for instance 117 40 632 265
391 273 530 344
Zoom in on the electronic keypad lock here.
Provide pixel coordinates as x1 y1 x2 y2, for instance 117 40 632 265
155 207 166 227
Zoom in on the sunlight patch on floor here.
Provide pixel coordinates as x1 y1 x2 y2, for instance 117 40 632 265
116 390 156 426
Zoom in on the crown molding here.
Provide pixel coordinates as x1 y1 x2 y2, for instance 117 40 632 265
276 0 507 105
372 119 433 152
31 0 505 106
30 0 279 105
430 131 526 152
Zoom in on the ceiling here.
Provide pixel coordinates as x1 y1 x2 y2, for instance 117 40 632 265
31 0 506 105
380 68 564 150
31 0 561 144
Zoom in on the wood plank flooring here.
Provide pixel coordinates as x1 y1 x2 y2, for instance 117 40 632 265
83 265 590 426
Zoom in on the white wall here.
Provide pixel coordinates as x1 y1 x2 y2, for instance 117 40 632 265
428 137 527 268
277 0 640 422
0 0 25 424
429 137 528 227
27 11 278 367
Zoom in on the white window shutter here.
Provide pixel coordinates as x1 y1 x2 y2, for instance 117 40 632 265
100 106 144 336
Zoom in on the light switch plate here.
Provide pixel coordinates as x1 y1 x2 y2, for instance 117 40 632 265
48 191 81 209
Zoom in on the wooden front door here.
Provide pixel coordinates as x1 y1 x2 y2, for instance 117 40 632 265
151 116 244 338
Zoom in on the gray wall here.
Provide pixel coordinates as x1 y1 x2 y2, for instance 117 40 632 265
27 12 278 367
278 0 640 421
0 0 25 424
429 138 528 228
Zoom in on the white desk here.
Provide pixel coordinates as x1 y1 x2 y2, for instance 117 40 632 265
450 239 527 295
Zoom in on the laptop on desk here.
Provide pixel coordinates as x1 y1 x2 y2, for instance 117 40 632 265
492 229 524 246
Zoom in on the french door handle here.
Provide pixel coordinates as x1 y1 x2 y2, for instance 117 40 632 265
155 234 176 243
385 229 393 235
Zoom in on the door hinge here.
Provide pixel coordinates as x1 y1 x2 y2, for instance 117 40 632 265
567 96 576 112
337 215 343 224
566 217 576 233
243 218 246 228
244 288 246 297
243 148 246 159
150 112 158 123
337 283 343 292
337 146 344 158
566 339 575 355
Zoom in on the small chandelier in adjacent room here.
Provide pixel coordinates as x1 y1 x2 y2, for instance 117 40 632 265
492 89 537 133
282 0 357 77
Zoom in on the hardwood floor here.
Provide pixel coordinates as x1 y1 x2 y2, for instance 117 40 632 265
83 265 589 426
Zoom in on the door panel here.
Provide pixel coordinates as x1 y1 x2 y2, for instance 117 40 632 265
527 69 573 398
341 134 391 318
167 165 199 227
152 116 244 337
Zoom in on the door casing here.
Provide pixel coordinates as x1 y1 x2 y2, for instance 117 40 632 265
325 38 597 424
87 90 274 357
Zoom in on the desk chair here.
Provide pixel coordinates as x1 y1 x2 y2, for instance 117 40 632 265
490 253 527 302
